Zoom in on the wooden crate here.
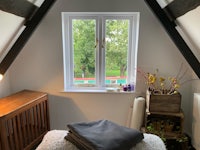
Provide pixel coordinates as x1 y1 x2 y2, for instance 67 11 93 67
145 110 184 136
146 90 181 113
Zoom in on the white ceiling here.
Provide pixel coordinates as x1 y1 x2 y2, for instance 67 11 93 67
0 0 44 62
0 11 25 62
177 6 200 51
157 0 200 61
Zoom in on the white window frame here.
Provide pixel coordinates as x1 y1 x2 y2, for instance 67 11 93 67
62 12 140 92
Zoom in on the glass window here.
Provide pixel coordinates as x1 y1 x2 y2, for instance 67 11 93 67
72 19 96 86
105 19 129 86
62 12 140 92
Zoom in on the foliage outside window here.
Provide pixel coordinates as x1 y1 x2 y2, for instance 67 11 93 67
62 12 140 92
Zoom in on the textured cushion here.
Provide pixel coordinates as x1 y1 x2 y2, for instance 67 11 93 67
36 130 166 150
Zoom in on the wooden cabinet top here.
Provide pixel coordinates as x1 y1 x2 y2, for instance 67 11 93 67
0 90 47 117
146 109 184 118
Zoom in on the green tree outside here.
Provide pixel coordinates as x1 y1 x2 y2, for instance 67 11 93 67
72 19 129 79
73 19 96 78
105 19 128 77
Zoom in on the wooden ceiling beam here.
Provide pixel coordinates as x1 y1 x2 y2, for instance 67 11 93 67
164 0 200 20
145 0 200 78
0 0 38 20
0 0 56 75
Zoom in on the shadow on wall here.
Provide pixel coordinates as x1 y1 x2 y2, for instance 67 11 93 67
48 94 88 130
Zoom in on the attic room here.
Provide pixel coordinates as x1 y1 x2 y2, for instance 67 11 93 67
0 0 200 149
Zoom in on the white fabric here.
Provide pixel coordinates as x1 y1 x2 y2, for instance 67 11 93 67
193 93 200 150
130 97 145 130
132 133 166 150
193 93 200 121
36 130 166 150
192 123 200 150
126 97 146 129
125 98 133 128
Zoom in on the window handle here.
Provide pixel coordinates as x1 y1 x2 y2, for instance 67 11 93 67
95 38 99 48
102 38 105 48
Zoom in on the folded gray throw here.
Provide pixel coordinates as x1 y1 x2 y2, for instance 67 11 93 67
65 120 144 150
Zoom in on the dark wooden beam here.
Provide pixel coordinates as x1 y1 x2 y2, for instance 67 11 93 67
144 0 200 78
0 0 38 19
164 0 200 20
0 0 56 75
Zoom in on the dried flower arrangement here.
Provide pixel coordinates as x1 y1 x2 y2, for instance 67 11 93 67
137 64 188 95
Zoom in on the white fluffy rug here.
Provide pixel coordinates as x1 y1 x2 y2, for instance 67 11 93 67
36 130 166 150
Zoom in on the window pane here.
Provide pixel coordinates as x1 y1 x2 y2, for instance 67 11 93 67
105 19 129 86
72 19 96 86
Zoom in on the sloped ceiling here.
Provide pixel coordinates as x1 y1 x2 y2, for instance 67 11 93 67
145 0 200 78
0 0 199 79
0 0 40 60
0 0 55 76
159 0 200 56
177 6 200 54
0 11 24 58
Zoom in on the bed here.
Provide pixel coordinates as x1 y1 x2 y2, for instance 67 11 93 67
36 97 166 150
36 130 166 150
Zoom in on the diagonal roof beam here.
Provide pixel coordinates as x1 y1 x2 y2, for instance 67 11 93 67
0 0 56 75
144 0 200 78
163 0 200 21
0 0 38 20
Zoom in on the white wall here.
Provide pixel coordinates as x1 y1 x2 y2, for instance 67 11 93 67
0 71 11 98
7 0 195 135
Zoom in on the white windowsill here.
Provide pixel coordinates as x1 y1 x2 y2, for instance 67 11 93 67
60 88 135 94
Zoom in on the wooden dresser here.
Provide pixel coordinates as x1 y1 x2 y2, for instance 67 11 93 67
0 90 50 150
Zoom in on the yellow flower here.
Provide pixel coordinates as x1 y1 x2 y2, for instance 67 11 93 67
174 84 180 89
137 67 182 94
170 77 177 83
173 90 178 94
160 82 164 87
159 77 165 82
148 73 156 84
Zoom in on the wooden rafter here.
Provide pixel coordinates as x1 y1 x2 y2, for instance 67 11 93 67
164 0 200 20
144 0 200 78
0 0 38 20
0 0 56 75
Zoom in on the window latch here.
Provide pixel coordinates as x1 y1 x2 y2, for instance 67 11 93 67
95 38 99 48
102 38 105 48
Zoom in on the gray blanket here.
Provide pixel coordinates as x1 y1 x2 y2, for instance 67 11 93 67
65 120 144 150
